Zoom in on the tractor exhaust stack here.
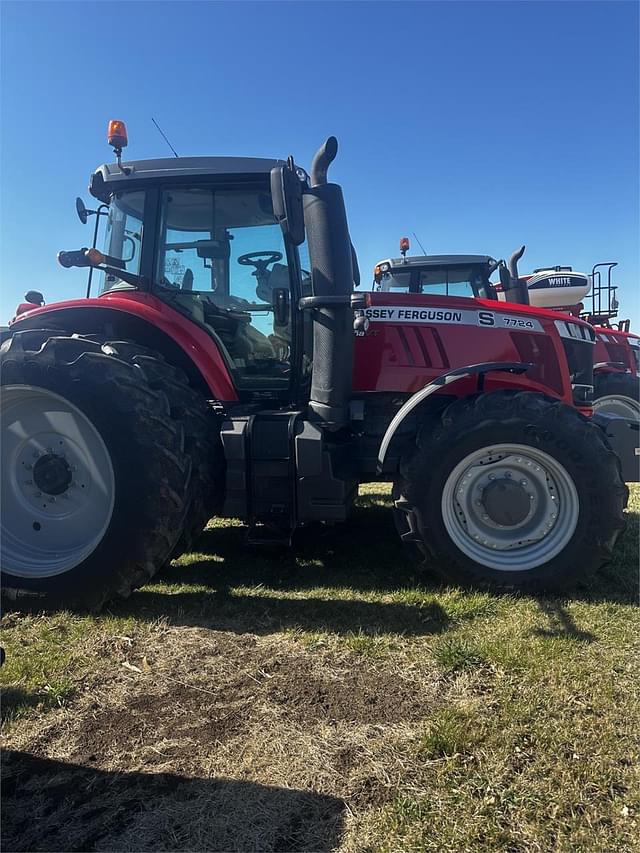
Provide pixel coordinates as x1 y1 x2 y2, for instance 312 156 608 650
304 138 355 429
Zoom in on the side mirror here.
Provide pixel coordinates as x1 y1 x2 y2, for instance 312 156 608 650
271 157 305 246
76 197 89 224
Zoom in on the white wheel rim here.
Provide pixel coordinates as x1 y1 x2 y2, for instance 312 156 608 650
592 394 640 421
441 443 579 572
1 385 115 578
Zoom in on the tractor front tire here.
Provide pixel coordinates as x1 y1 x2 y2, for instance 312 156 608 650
1 331 191 611
394 391 628 591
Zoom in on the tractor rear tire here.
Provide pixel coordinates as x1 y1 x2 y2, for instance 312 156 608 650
394 391 628 591
99 340 224 555
593 372 640 421
1 331 191 611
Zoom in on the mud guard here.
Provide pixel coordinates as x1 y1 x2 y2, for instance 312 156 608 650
376 361 532 474
592 412 640 482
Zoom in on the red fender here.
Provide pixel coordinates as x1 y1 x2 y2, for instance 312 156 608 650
8 292 239 402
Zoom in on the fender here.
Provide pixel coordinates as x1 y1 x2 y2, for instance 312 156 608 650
594 361 630 374
8 293 238 401
376 362 532 474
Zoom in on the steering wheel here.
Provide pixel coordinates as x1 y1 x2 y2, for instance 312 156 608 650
237 251 284 302
237 251 283 273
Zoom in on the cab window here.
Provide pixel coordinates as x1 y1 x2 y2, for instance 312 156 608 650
419 267 477 297
101 191 145 292
155 187 295 389
378 265 488 298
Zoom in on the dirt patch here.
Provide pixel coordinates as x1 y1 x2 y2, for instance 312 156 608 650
2 627 440 846
61 649 431 770
263 655 432 725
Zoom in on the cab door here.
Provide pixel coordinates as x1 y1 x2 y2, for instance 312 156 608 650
155 185 306 399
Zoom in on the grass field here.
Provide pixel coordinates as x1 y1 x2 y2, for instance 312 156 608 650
2 484 639 853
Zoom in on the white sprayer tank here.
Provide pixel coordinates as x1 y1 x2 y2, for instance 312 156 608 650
498 269 591 310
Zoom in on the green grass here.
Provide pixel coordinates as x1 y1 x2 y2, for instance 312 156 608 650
2 483 639 852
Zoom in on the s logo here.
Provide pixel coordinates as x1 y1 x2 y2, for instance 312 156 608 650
478 311 495 327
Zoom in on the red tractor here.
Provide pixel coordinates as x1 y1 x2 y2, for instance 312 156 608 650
0 125 628 611
512 262 639 423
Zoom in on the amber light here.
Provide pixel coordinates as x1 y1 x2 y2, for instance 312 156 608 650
107 119 128 149
86 248 106 266
400 237 410 252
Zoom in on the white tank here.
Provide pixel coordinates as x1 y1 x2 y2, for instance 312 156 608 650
522 269 591 310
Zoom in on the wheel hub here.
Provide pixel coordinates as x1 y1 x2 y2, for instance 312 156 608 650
441 444 580 572
481 478 531 526
2 385 116 578
33 453 73 496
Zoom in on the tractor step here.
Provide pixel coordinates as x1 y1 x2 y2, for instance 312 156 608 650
246 523 293 548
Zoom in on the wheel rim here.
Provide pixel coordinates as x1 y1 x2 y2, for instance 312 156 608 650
1 385 115 578
592 394 640 421
440 443 579 572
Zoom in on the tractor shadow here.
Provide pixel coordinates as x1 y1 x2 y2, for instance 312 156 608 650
113 492 638 638
1 749 345 853
114 499 452 636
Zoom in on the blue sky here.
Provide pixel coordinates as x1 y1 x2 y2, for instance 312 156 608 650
1 1 638 327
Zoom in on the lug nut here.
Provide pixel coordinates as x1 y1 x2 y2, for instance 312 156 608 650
489 474 496 480
520 479 527 486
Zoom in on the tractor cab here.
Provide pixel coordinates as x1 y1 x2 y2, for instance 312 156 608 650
84 154 312 393
372 238 531 305
373 254 499 301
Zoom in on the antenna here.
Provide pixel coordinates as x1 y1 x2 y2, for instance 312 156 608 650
151 117 179 158
413 232 427 255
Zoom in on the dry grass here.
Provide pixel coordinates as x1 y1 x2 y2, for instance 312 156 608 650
1 484 639 852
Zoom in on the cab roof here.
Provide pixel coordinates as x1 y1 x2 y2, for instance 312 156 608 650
379 254 497 269
90 155 284 202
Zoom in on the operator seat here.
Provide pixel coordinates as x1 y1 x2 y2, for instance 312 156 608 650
181 269 194 291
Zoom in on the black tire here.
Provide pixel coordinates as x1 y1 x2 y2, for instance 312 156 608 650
99 340 225 555
594 371 640 405
1 330 191 611
394 391 628 591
